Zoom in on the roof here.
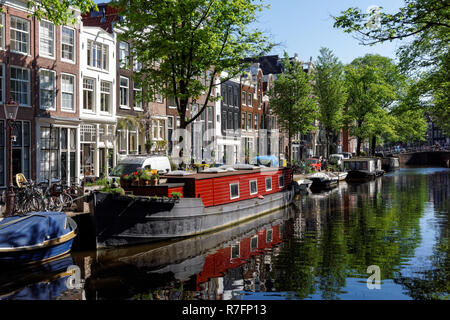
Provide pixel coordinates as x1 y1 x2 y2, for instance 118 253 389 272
164 167 284 180
81 3 122 33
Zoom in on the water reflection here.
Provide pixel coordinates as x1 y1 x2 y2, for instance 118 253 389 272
1 168 449 300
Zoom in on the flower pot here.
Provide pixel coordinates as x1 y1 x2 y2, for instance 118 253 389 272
150 178 158 186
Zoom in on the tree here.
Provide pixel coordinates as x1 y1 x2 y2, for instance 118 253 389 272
343 55 400 156
333 0 450 134
313 47 347 158
18 1 98 25
268 53 317 164
115 0 272 128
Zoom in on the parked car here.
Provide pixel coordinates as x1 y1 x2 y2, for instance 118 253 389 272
340 152 353 159
109 155 172 179
306 158 321 171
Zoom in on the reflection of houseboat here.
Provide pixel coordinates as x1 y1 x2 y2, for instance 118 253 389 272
92 166 294 248
375 158 385 177
343 158 380 182
381 157 400 172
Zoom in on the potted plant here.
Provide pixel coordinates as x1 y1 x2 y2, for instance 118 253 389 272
150 169 159 186
139 170 152 186
131 171 140 186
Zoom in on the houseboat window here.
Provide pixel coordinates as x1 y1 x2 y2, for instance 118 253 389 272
230 183 240 199
265 177 272 191
279 175 284 188
266 229 273 243
249 180 258 195
251 236 258 251
231 244 240 259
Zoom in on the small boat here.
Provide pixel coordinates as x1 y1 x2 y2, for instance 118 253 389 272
326 171 348 181
0 212 77 264
307 172 338 191
343 158 380 182
296 179 312 191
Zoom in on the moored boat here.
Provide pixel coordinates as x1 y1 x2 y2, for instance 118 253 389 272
295 179 313 192
91 166 295 248
0 212 77 264
307 172 338 191
344 158 379 182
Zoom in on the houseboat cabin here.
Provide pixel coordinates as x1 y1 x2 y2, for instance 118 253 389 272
343 158 378 181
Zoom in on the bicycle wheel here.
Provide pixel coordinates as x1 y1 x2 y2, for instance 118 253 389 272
25 192 43 212
53 193 73 211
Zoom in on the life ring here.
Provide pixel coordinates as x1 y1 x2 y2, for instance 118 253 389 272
15 173 28 188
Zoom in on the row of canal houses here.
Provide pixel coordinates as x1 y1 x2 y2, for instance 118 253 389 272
0 1 329 188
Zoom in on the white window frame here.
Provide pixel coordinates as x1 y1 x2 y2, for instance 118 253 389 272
0 13 5 50
61 73 75 112
249 179 258 195
265 177 272 191
61 26 75 63
279 175 284 188
266 229 273 243
230 182 240 200
39 69 56 110
231 244 240 259
133 82 143 111
251 235 258 251
242 91 247 106
100 80 112 114
82 77 96 112
119 41 129 69
120 76 130 109
0 64 4 104
10 66 30 107
10 16 30 55
87 40 109 71
39 20 55 59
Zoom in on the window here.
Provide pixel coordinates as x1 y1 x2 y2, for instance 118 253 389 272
133 56 142 72
227 111 232 130
87 40 108 70
128 130 137 154
258 95 262 109
230 183 239 200
83 78 95 111
0 121 4 186
100 81 111 113
118 130 127 154
251 236 258 250
133 82 142 110
39 126 59 181
61 27 75 62
39 69 56 109
248 112 252 130
250 180 258 195
10 16 30 54
234 113 238 131
254 114 258 130
0 13 4 49
39 21 55 58
279 175 284 188
231 244 240 259
0 64 4 104
265 177 272 191
61 74 75 111
242 112 246 130
222 111 227 131
119 41 129 68
120 77 129 108
10 66 30 106
248 92 253 107
266 229 273 243
242 91 247 105
152 119 165 140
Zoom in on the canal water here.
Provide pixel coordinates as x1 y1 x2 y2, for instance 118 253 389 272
1 168 449 300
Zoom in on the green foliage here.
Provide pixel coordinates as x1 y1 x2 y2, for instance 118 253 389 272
27 0 97 26
114 0 273 130
171 192 182 199
268 52 317 162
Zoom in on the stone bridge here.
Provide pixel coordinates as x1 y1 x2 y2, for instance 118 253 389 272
397 151 450 168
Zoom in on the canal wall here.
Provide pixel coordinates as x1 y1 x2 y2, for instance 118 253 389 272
398 151 450 168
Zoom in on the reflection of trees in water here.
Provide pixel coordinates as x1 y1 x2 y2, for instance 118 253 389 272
395 171 450 300
271 171 430 299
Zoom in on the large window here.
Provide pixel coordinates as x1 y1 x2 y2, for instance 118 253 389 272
39 20 55 58
265 177 272 191
133 82 142 110
61 74 75 111
152 119 165 141
10 66 30 106
0 64 4 104
100 81 111 113
242 112 246 130
119 41 129 68
10 16 29 54
0 13 4 49
39 69 56 109
120 77 129 108
12 121 31 180
242 91 247 105
39 126 59 181
61 27 75 62
87 40 108 70
248 92 253 107
83 78 95 111
248 112 252 130
249 179 258 195
230 183 240 200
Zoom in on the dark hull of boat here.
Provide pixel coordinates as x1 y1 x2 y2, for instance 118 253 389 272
309 178 338 191
345 170 377 182
92 186 296 249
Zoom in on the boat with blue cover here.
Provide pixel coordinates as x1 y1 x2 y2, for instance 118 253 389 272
0 212 77 264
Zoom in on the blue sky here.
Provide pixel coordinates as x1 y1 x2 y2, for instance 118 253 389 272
254 0 406 64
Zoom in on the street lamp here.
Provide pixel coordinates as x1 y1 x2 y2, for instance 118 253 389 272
4 98 19 217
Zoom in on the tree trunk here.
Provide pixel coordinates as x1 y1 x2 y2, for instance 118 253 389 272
356 137 361 157
371 135 376 156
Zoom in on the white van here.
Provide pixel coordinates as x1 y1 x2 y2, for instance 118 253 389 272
109 155 171 179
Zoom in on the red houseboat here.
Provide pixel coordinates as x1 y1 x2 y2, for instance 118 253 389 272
91 165 295 248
